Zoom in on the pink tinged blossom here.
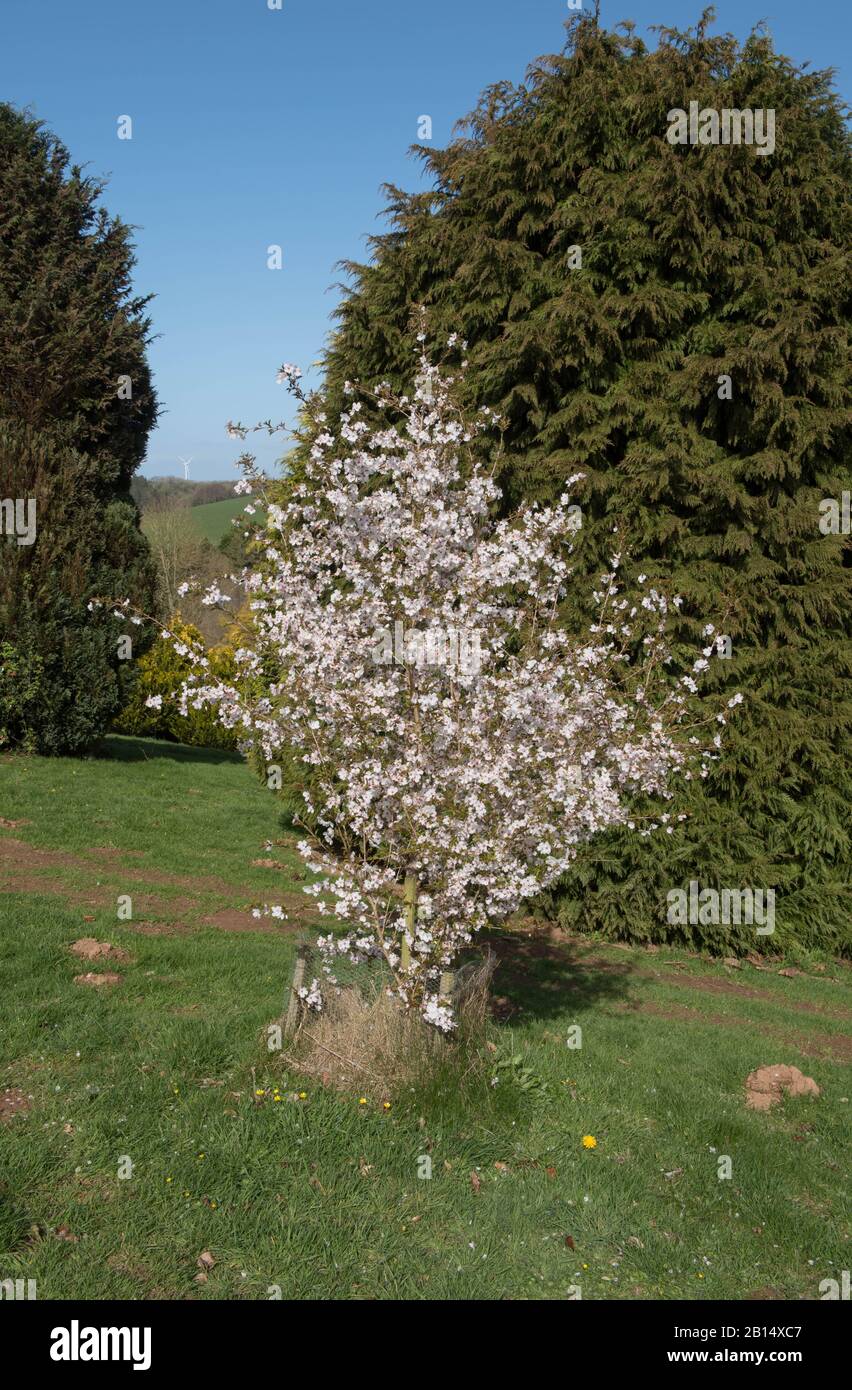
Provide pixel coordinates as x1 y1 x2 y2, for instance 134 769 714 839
148 338 734 1024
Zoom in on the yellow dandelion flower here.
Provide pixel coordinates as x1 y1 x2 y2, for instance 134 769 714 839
358 1097 367 1105
582 1135 597 1149
382 1102 391 1111
165 1176 173 1184
298 1091 307 1100
255 1089 264 1097
273 1095 281 1103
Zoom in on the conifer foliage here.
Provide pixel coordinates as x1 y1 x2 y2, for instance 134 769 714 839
287 11 852 954
0 104 158 752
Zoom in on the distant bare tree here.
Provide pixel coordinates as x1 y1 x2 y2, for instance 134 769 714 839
141 501 239 643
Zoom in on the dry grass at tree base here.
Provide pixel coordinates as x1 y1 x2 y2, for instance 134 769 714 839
279 951 498 1099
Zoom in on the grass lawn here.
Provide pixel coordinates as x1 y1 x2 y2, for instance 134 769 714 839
0 736 849 1300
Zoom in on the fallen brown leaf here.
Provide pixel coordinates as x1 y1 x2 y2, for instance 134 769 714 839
470 1171 482 1195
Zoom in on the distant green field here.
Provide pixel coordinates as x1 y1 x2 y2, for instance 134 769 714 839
190 497 264 545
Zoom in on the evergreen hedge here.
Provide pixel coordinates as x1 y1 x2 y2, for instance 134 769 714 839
281 11 852 954
0 105 158 753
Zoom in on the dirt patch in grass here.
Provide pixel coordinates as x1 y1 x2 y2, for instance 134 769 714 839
0 835 229 896
0 1087 30 1122
107 1252 153 1283
616 1000 852 1063
122 893 202 918
660 970 852 1021
0 836 83 874
73 971 123 987
617 1001 723 1023
128 921 194 936
204 908 280 931
87 846 146 860
486 925 635 984
5 878 211 925
72 1175 118 1205
791 1030 852 1063
0 834 321 930
204 903 305 932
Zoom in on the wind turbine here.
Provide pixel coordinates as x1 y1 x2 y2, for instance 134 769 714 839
178 456 193 480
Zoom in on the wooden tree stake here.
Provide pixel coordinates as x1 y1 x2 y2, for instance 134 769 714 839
402 873 417 972
284 940 308 1037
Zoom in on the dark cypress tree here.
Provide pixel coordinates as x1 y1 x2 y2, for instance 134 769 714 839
282 11 852 955
0 104 158 753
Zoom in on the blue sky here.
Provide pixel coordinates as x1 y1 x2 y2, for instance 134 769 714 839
2 0 849 480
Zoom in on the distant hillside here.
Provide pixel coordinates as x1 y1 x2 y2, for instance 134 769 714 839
190 496 264 545
131 476 237 512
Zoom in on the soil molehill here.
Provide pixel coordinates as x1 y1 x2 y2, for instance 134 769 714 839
745 1064 820 1111
69 938 132 963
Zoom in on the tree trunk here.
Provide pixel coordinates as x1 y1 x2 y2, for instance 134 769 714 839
401 873 417 971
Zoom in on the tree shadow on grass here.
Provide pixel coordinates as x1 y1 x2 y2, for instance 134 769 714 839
95 734 246 767
479 922 637 1026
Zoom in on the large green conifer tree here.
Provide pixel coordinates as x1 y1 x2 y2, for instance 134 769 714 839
0 104 158 753
284 11 852 954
